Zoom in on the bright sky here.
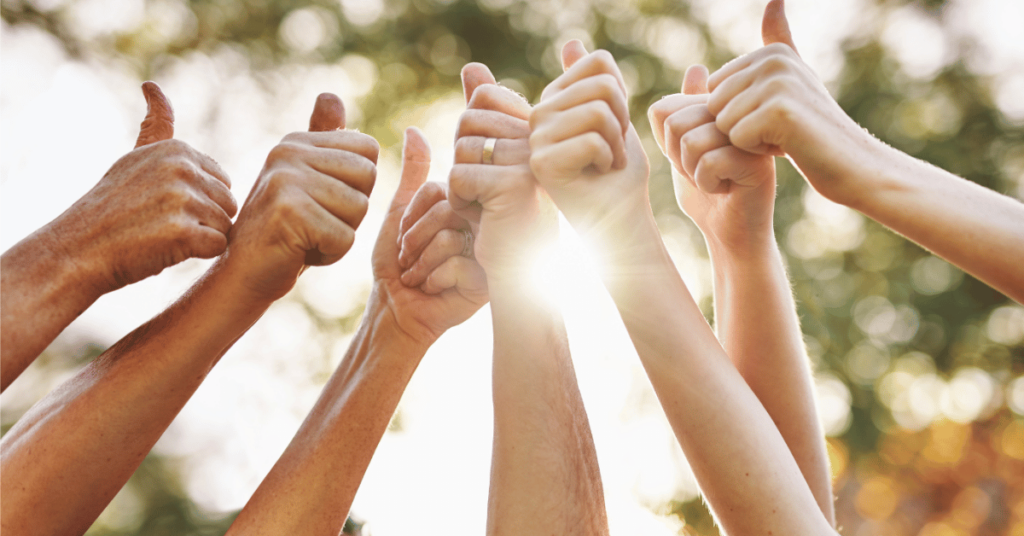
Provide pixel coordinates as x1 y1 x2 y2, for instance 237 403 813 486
2 0 1023 534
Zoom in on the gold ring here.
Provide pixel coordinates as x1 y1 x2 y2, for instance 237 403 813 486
482 138 497 165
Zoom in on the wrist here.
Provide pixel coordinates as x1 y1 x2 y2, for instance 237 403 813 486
704 232 779 271
364 283 437 356
9 223 108 302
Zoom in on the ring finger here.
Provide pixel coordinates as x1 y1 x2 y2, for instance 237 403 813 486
455 137 531 165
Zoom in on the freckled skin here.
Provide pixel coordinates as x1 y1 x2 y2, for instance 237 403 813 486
1 93 382 536
1 81 237 392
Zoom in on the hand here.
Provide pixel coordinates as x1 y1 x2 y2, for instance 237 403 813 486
528 41 651 246
44 81 237 293
369 128 488 345
222 94 379 303
648 65 776 251
706 0 868 205
448 63 558 285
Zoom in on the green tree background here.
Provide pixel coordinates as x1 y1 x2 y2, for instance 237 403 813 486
1 0 1023 534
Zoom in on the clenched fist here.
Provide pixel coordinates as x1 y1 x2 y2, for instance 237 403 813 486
220 93 379 303
49 82 238 293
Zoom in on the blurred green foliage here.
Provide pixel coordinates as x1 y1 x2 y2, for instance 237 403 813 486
2 0 1023 534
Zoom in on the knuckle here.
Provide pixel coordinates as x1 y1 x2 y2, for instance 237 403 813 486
680 131 700 155
267 142 302 163
593 49 615 67
455 137 474 160
281 131 308 145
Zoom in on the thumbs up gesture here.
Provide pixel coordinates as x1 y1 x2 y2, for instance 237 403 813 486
648 62 777 251
40 81 238 294
705 0 866 204
528 41 651 248
217 93 379 303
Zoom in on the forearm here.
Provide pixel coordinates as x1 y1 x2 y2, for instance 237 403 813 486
0 258 266 536
708 237 834 524
226 288 429 536
1 228 105 391
817 133 1024 303
600 218 834 536
486 283 607 536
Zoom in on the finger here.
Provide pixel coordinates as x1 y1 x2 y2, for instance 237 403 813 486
647 93 709 150
269 141 376 196
544 48 627 102
677 120 729 179
387 127 432 215
303 200 357 266
399 181 446 242
281 131 380 165
762 0 800 55
462 63 498 104
663 102 712 174
190 195 234 236
455 137 530 165
455 109 531 140
530 102 625 171
706 60 763 118
532 73 629 136
696 145 773 191
308 93 346 132
561 39 588 71
714 77 772 138
191 166 239 218
300 145 378 197
400 200 467 268
192 151 232 189
448 164 532 220
135 81 174 148
303 171 371 229
466 84 531 121
400 228 467 287
420 255 488 298
730 107 787 156
186 225 229 259
529 132 615 180
683 64 710 95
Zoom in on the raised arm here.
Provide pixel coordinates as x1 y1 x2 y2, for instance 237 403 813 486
706 0 1024 303
649 63 833 522
0 94 378 536
225 127 489 535
0 82 237 391
448 63 608 536
530 41 836 535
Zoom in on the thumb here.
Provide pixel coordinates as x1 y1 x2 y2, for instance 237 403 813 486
762 0 800 55
389 127 432 212
309 93 346 132
461 63 497 105
682 64 709 95
134 81 174 148
561 39 588 71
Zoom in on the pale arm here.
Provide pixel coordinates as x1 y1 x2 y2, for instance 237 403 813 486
486 284 608 536
604 221 836 536
708 239 834 524
836 136 1024 303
